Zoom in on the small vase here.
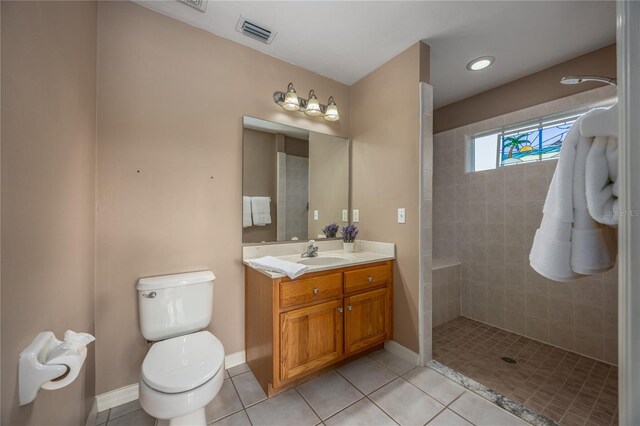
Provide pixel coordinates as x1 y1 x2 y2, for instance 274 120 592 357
343 242 355 253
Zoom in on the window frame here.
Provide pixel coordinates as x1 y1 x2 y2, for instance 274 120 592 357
468 100 616 173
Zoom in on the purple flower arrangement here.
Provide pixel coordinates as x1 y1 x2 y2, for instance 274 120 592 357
341 224 359 243
322 223 340 238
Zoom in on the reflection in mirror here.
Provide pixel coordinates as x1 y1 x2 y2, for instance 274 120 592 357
242 117 349 244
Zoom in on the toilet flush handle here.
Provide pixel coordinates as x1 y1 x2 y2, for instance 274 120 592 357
142 291 157 299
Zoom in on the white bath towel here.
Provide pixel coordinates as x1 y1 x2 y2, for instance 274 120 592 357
251 196 271 226
247 256 308 279
585 136 619 225
529 111 617 281
243 196 253 228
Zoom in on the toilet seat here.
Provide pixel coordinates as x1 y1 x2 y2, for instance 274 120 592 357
142 331 224 394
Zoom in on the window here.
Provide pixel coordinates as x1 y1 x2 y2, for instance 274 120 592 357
470 111 584 172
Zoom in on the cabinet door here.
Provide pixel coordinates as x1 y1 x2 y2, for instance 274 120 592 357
280 299 343 382
345 288 388 354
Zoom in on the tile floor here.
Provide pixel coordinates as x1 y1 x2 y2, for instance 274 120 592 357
433 317 618 426
96 348 529 426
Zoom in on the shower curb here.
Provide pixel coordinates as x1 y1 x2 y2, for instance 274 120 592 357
427 359 559 426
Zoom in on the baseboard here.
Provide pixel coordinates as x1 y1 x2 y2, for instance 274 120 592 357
94 350 247 412
96 383 139 412
85 397 98 426
384 340 420 365
224 350 246 369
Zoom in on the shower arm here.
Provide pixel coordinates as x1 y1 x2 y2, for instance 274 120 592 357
560 75 617 86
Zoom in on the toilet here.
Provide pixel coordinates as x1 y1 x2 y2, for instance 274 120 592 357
136 271 225 426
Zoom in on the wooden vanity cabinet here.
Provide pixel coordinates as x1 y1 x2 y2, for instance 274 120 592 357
245 260 394 396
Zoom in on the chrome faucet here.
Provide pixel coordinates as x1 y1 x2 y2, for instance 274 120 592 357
301 240 319 258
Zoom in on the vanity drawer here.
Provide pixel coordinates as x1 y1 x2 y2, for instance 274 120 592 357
280 273 343 309
344 264 390 294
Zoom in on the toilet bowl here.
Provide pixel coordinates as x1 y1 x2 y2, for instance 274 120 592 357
138 331 225 426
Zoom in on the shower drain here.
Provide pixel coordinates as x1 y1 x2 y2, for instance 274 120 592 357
501 356 518 364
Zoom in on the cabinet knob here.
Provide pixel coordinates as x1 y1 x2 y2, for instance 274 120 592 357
347 305 352 311
338 307 344 313
313 288 319 295
366 276 373 283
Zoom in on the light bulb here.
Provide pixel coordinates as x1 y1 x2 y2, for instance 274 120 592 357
304 89 322 117
324 97 339 121
282 82 300 111
466 56 495 71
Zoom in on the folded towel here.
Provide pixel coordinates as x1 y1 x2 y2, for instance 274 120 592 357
530 111 617 281
585 136 619 225
247 256 308 279
243 196 253 228
251 196 271 226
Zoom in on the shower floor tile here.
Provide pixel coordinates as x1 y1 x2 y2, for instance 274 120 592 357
433 317 618 425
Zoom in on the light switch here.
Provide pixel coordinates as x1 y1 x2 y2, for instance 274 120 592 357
313 210 319 221
353 209 360 223
398 208 406 224
342 209 348 222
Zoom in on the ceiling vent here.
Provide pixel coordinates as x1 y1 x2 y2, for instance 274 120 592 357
235 16 277 44
178 0 207 13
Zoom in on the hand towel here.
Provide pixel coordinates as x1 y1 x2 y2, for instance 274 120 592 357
251 196 271 226
530 110 617 281
585 136 619 225
248 256 308 279
243 196 253 228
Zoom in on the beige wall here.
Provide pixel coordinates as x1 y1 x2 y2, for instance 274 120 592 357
433 86 618 363
351 42 430 352
242 129 277 243
1 1 97 424
308 133 349 237
434 44 617 133
95 1 350 394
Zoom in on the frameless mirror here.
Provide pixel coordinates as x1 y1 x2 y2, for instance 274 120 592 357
242 116 349 244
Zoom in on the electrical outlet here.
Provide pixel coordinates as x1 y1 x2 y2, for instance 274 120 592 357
342 209 348 222
313 210 319 221
398 208 406 224
353 209 360 223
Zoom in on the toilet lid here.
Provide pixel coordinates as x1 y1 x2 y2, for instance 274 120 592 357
142 331 224 394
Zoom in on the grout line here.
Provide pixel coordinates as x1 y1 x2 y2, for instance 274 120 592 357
363 395 401 426
333 366 397 397
293 387 323 422
573 361 609 423
321 395 369 424
228 374 265 410
210 408 248 426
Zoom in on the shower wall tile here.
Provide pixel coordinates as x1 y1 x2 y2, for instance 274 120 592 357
432 264 461 327
432 86 618 365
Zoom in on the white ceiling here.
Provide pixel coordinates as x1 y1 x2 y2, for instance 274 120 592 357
136 1 616 108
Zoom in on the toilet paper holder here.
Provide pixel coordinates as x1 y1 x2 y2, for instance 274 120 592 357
19 330 95 406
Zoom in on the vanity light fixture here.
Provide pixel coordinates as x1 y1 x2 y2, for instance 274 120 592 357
304 90 323 117
466 56 495 71
324 97 340 121
282 82 300 111
273 83 340 121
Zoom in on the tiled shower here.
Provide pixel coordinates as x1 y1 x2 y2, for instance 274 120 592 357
429 85 619 424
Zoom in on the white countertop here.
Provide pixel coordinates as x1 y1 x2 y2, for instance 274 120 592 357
243 240 395 279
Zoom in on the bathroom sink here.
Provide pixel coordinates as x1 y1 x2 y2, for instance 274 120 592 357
297 256 349 267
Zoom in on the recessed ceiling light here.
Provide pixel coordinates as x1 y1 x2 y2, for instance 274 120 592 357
466 56 495 71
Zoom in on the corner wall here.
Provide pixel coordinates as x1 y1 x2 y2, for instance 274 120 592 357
1 2 98 424
351 42 430 352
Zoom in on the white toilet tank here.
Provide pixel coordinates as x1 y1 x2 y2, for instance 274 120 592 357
137 270 215 341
